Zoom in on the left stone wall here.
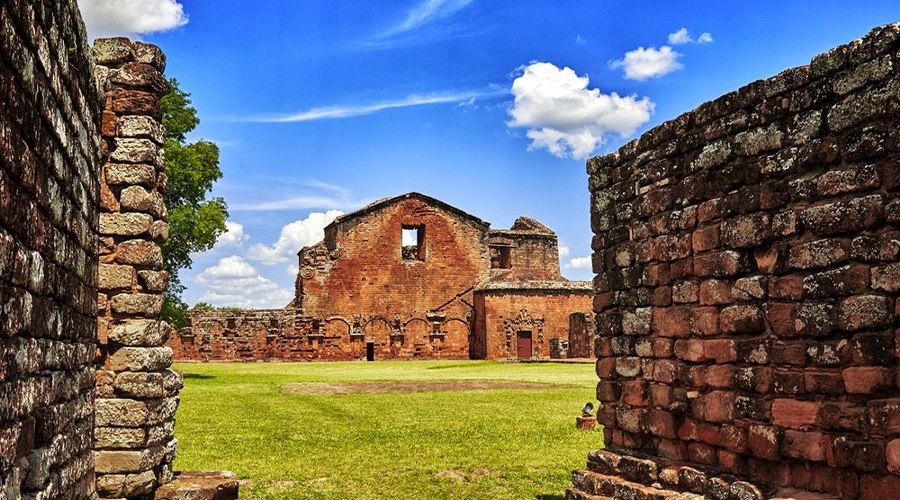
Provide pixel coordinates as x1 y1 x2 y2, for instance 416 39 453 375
0 1 101 497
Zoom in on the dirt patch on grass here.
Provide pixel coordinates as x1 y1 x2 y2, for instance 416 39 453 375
282 380 577 395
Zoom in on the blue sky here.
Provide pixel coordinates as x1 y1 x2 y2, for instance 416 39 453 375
79 1 900 308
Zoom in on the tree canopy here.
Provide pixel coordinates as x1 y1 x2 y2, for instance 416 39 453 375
160 78 228 329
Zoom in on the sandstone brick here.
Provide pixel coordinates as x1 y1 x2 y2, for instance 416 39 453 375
108 320 172 347
692 390 735 423
107 347 173 372
105 163 157 187
733 276 767 301
768 275 804 300
100 213 153 236
829 437 886 473
699 279 732 305
817 401 865 432
692 225 720 253
749 425 781 460
694 251 747 277
803 264 869 298
137 270 169 293
115 240 163 268
690 307 719 336
800 195 883 235
782 430 827 462
720 305 765 334
99 264 135 291
651 307 691 337
838 295 892 331
859 474 900 500
872 263 900 292
842 366 894 394
721 213 772 248
772 398 818 429
887 439 900 474
788 238 848 269
110 294 164 316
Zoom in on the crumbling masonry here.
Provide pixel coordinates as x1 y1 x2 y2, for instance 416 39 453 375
171 193 594 362
569 24 900 500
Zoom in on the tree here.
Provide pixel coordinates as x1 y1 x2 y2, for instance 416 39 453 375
160 78 228 329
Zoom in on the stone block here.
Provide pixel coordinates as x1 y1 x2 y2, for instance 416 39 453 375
772 398 818 430
100 213 153 236
110 293 164 316
108 319 172 347
99 264 135 291
106 163 156 187
107 346 173 371
115 240 163 267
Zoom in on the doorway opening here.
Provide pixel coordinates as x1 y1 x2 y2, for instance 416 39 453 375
366 342 375 361
516 331 532 359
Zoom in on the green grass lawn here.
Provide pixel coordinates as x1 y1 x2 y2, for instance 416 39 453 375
172 360 603 499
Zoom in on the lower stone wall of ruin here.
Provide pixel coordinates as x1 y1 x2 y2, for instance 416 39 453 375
0 2 101 497
170 308 472 361
576 23 900 500
473 288 592 359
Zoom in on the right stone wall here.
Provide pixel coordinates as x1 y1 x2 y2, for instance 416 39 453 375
584 23 900 499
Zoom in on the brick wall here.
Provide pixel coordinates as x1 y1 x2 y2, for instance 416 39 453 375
0 1 101 497
92 38 181 498
296 193 490 323
169 307 473 361
474 285 592 359
571 23 900 500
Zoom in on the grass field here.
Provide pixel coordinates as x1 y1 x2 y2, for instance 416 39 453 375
172 360 603 499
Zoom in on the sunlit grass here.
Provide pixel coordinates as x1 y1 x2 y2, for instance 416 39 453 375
172 360 602 499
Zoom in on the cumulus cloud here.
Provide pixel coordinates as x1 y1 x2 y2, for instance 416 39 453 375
78 0 188 39
507 62 654 158
214 221 250 248
611 46 683 81
558 244 570 259
668 27 692 45
195 256 293 309
564 256 592 270
246 211 343 265
667 28 713 46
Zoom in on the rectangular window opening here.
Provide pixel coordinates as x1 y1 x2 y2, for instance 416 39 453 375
490 245 512 269
401 226 425 261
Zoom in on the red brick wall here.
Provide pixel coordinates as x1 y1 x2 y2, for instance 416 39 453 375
474 287 592 359
296 194 488 327
588 24 900 499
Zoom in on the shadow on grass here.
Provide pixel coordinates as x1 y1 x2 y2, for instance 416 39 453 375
183 373 216 380
535 494 565 500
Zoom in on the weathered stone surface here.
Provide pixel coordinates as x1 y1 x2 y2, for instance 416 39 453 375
110 293 164 316
138 270 169 293
111 138 160 164
107 347 173 372
99 264 136 291
571 23 900 500
100 213 153 236
106 163 156 186
108 319 172 346
115 240 163 267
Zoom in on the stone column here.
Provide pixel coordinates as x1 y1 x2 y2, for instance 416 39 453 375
91 37 182 499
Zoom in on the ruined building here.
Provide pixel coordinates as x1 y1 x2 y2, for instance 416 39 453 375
171 193 594 361
568 23 900 500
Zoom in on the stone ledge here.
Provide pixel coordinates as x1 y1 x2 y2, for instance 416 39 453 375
154 471 240 500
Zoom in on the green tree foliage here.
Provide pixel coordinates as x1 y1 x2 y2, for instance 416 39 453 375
160 78 228 329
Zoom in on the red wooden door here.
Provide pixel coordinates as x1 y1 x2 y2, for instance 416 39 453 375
516 331 532 358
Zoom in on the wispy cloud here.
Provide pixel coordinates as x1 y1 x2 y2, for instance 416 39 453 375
382 0 475 37
229 179 370 212
244 87 507 123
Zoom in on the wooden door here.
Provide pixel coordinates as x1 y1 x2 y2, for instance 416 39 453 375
516 331 532 359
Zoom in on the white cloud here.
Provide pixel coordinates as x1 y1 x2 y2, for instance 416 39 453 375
246 211 343 265
564 256 592 270
668 27 692 45
195 256 293 309
507 62 654 159
246 88 505 123
697 32 714 44
611 46 683 81
558 244 570 258
383 0 474 37
78 0 188 39
214 221 250 248
575 34 587 45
